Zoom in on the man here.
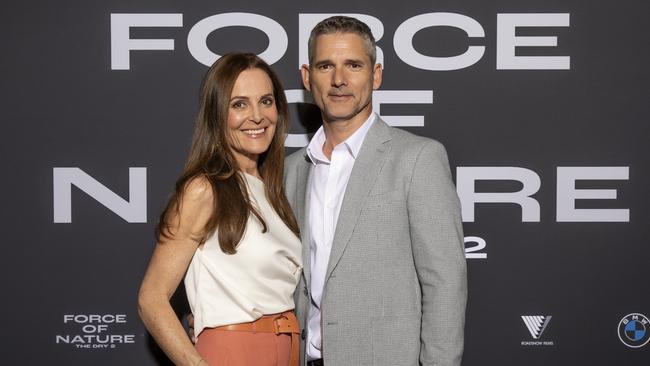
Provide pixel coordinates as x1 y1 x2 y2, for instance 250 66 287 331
284 16 467 366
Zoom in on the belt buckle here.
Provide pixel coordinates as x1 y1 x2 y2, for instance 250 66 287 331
272 314 286 334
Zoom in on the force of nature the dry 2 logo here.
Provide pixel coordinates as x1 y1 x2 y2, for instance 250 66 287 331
56 314 135 349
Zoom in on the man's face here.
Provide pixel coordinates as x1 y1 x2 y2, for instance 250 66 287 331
301 32 382 125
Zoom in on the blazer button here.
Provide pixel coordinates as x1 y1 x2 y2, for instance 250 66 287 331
303 287 309 296
301 329 306 340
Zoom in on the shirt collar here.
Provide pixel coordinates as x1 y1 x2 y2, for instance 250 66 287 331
306 112 377 165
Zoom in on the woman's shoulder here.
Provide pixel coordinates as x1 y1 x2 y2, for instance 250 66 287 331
181 175 215 205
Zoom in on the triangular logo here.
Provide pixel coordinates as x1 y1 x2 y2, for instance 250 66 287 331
521 315 552 339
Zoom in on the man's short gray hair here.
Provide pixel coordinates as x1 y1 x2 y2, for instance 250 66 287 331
307 16 376 66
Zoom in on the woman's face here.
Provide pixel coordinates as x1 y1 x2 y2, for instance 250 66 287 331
226 68 278 168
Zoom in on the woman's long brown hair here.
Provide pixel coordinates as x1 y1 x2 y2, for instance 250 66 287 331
157 53 299 254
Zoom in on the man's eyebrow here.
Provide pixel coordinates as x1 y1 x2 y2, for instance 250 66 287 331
312 59 332 68
312 58 367 67
345 58 366 65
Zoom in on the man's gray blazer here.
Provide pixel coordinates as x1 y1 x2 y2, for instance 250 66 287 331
284 117 467 366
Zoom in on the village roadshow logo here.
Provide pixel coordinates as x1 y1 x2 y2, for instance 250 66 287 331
55 314 135 349
521 315 554 346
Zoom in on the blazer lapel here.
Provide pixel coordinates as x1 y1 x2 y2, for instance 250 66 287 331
324 118 392 282
294 153 313 287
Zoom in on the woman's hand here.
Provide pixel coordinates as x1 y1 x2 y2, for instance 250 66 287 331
187 313 196 343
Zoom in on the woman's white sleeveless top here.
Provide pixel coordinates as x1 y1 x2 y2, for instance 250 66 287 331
184 173 302 336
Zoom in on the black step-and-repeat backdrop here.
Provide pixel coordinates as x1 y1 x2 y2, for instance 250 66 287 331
2 1 649 365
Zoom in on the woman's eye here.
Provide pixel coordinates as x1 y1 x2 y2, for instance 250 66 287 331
261 98 274 106
232 101 245 108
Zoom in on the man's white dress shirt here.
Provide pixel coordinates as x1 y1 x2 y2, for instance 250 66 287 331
305 113 376 360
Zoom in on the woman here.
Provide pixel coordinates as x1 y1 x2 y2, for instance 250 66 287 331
138 53 302 366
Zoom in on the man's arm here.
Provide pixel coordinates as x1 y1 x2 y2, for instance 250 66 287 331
407 140 467 366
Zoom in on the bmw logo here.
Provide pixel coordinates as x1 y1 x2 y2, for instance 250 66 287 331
618 313 650 348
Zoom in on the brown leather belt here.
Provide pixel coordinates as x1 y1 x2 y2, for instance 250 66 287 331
214 311 300 366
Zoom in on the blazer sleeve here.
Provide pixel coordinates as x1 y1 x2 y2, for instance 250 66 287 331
407 140 467 366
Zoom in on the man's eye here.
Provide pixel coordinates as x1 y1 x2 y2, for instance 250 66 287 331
318 64 332 70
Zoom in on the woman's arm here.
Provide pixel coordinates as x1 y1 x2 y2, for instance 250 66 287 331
138 177 214 366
